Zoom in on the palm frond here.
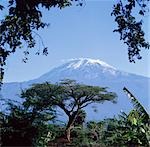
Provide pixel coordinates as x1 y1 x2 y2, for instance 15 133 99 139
123 87 149 123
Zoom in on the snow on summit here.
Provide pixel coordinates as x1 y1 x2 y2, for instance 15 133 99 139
1 57 149 119
66 58 116 70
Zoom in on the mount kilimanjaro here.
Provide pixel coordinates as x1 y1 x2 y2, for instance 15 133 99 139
1 58 150 120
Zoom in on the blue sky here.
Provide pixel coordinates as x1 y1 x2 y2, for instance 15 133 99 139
3 1 150 82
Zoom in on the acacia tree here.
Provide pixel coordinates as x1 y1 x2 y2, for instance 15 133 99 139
21 79 117 142
0 0 149 85
74 109 86 127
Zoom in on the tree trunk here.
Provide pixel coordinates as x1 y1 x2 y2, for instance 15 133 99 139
65 111 79 142
66 126 72 142
65 115 76 142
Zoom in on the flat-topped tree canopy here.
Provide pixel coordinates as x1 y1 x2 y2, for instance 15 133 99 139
21 79 117 141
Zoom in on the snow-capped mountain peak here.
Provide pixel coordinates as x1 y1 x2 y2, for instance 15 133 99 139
1 57 149 120
66 58 116 70
36 58 119 82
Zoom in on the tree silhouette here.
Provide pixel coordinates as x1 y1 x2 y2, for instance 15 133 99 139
1 98 56 146
0 0 149 84
0 0 83 85
21 79 117 142
112 0 150 63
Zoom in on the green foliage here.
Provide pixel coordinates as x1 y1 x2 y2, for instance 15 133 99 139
36 124 63 147
111 0 150 63
123 87 149 124
1 83 149 147
71 127 90 146
71 120 107 147
21 79 117 141
103 111 150 146
0 97 56 146
102 87 150 147
74 109 86 127
0 0 149 86
0 0 83 85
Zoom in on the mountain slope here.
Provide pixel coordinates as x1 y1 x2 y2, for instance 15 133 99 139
1 58 150 120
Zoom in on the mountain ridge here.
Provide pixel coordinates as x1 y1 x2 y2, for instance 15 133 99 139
1 58 150 120
4 58 149 83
